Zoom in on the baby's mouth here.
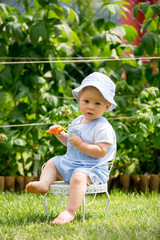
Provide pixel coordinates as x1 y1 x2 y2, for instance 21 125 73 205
86 112 93 115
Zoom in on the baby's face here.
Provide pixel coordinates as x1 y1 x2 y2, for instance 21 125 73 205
79 86 111 124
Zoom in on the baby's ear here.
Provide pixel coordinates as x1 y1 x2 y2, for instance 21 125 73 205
106 102 111 111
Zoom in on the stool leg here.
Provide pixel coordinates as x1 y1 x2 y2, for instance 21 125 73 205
105 190 110 219
43 192 49 220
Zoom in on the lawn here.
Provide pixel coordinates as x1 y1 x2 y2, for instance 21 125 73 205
0 190 159 240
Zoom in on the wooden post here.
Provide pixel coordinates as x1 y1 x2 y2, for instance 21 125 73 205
5 176 15 191
15 176 25 193
139 175 149 193
119 174 130 193
111 175 120 190
149 174 159 193
130 175 140 192
108 175 113 192
0 176 5 192
24 176 35 187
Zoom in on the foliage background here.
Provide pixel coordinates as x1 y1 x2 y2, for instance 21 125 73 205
0 0 160 176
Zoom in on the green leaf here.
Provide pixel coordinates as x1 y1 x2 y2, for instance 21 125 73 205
133 43 144 56
154 33 160 47
144 5 154 20
30 23 47 47
16 91 26 101
0 3 11 18
38 144 48 154
49 52 55 69
22 0 29 11
115 0 130 5
92 33 106 47
121 25 138 43
40 105 47 114
0 91 4 101
40 93 48 101
54 60 65 71
49 0 59 3
68 8 79 23
6 22 24 41
71 31 81 47
141 19 152 32
145 67 153 82
124 64 142 83
13 64 24 76
108 4 119 15
59 0 72 2
36 0 49 7
141 33 155 56
116 25 127 37
48 5 64 19
9 109 25 123
62 23 72 39
32 75 46 84
0 65 12 85
63 6 79 23
0 40 8 56
55 69 66 90
47 94 58 106
133 3 141 19
119 9 128 19
49 5 64 19
107 33 121 45
142 1 150 15
15 83 29 101
151 3 160 16
148 17 159 32
14 138 27 147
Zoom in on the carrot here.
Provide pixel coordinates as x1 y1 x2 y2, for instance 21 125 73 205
46 122 81 136
46 127 62 135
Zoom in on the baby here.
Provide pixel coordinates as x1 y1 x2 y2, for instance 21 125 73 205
26 72 117 224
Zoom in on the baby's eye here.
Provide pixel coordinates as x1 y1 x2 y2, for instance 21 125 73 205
84 100 89 103
95 102 101 106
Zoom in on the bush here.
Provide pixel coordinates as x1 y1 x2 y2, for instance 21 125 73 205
0 0 159 175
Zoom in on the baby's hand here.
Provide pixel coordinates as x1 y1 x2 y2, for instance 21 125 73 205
48 125 62 135
69 134 83 148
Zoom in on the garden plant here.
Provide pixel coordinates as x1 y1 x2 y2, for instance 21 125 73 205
0 0 160 177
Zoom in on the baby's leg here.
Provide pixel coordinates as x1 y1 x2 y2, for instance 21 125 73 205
53 171 88 225
26 160 58 193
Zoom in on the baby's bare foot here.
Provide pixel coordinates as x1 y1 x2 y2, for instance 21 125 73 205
26 181 49 193
52 210 75 225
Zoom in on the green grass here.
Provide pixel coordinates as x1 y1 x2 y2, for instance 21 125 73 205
0 190 159 240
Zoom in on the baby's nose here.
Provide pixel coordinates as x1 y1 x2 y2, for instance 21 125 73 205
88 103 94 109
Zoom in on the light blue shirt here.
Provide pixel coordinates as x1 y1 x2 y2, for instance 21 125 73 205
51 115 116 184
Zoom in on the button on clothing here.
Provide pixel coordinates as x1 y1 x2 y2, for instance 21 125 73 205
50 115 116 184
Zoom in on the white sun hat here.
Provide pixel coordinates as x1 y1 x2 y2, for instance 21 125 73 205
72 72 117 112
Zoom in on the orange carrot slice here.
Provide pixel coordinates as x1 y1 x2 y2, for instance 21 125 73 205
46 130 54 134
46 127 62 134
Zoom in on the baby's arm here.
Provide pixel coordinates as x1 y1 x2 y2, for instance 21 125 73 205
49 125 68 146
69 134 110 158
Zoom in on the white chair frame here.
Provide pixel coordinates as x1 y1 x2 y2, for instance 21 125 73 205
43 159 114 221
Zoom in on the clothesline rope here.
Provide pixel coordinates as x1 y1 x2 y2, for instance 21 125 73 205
0 56 159 65
0 115 155 128
0 56 159 60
